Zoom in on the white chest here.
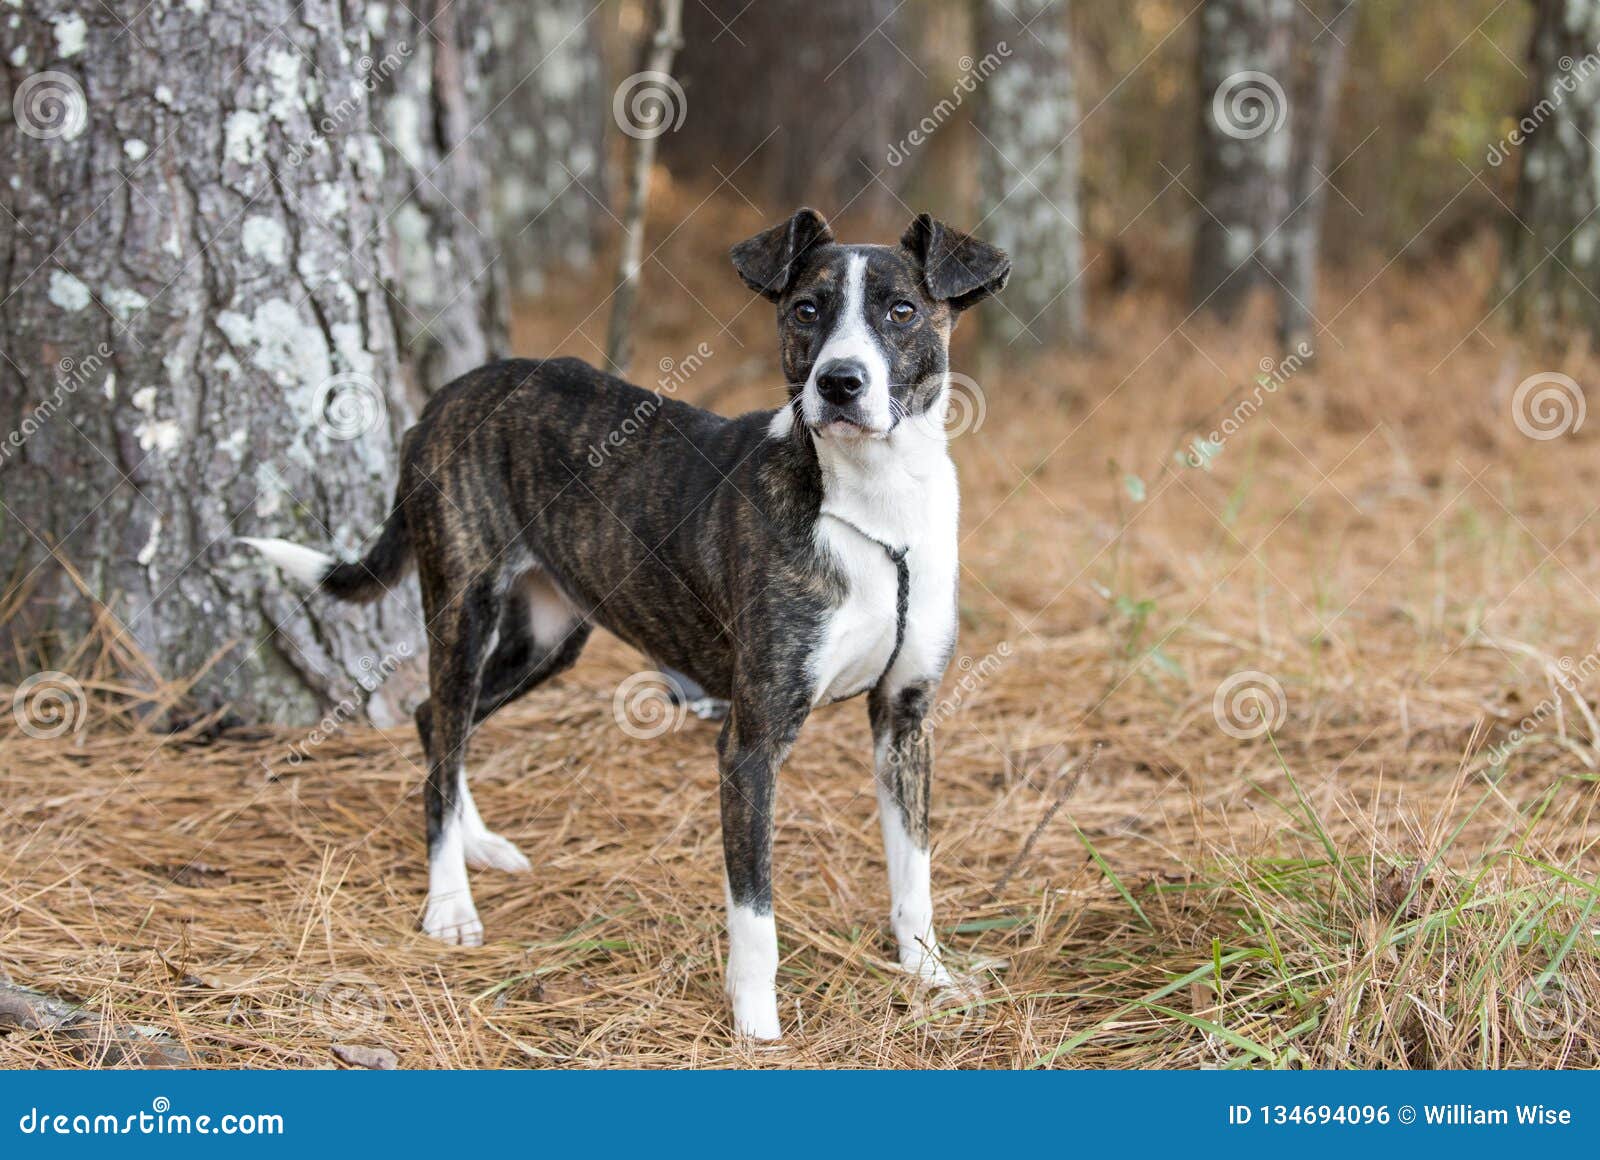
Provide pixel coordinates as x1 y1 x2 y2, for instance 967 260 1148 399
808 431 959 705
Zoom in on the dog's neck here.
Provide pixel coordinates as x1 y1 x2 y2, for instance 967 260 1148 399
810 388 954 554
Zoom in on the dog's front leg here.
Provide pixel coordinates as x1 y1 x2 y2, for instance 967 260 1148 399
869 681 951 985
717 699 804 1041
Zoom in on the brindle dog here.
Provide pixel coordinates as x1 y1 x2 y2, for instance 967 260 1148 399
243 209 1009 1039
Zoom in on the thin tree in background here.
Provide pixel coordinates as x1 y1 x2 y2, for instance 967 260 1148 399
1506 0 1600 339
605 0 686 376
972 0 1086 349
1191 0 1293 320
0 1 513 723
1278 0 1358 349
488 1 611 299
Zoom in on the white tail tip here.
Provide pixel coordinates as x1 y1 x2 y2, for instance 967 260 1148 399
239 536 335 587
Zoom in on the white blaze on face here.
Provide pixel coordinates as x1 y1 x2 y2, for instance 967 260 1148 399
802 251 893 433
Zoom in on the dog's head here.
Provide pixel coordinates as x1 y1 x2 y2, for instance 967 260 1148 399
732 208 1009 440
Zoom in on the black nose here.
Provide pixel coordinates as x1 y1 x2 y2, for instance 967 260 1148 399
816 360 867 404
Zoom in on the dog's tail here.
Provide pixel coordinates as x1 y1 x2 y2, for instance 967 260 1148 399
240 503 413 604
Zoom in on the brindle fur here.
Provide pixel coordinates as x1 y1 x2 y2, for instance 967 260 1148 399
259 208 1009 1033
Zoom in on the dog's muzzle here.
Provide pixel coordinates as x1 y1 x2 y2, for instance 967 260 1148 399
811 358 884 435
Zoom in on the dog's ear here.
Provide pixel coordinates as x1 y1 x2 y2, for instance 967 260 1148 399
900 214 1010 311
730 208 834 301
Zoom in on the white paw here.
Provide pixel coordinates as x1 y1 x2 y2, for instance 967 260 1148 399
899 943 953 988
422 894 484 946
464 829 532 873
730 985 782 1041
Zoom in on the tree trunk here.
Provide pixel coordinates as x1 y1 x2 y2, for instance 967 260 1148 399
371 0 506 398
665 0 913 210
1190 0 1294 319
1506 0 1600 339
486 0 610 298
1278 0 1358 350
972 0 1086 350
0 0 436 725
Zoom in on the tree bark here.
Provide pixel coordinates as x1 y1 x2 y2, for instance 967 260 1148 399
665 0 913 210
370 0 506 398
486 0 610 298
1190 0 1294 320
972 0 1086 350
1278 0 1358 350
0 0 438 724
1506 0 1600 339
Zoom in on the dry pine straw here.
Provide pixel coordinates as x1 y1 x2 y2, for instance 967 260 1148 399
3 218 1599 1068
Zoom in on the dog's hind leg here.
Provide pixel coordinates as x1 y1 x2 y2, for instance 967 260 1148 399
436 579 593 875
417 575 501 946
868 680 951 985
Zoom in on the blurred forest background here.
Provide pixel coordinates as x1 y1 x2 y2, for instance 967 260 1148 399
0 0 1585 716
3 1 1600 1068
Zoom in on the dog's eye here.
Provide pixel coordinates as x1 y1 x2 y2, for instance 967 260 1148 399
888 301 916 325
793 301 818 324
